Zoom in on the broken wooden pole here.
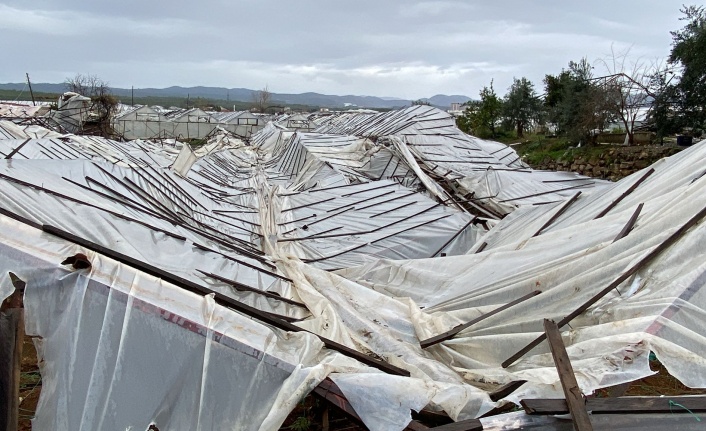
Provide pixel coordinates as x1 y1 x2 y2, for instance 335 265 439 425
532 191 582 237
0 273 26 431
420 291 541 349
423 418 483 431
612 203 644 243
543 319 593 431
489 380 527 402
594 168 654 219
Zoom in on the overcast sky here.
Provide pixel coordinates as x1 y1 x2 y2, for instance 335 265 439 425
0 1 685 99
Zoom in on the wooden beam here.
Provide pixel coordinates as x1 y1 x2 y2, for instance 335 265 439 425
4 138 31 160
406 421 430 430
312 378 365 425
425 418 483 431
543 319 593 431
532 191 582 237
489 380 527 402
522 395 706 415
0 274 25 431
612 203 644 243
502 202 706 368
412 409 454 427
594 168 654 219
474 242 487 254
420 291 541 349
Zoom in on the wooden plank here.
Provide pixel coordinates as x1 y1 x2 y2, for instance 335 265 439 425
594 168 654 219
4 138 31 160
502 202 706 368
612 203 644 243
406 421 430 430
522 395 706 415
474 242 487 254
543 319 593 431
499 183 592 203
532 191 582 237
313 379 364 424
196 270 306 308
420 291 541 348
426 418 483 431
489 380 527 402
412 409 454 427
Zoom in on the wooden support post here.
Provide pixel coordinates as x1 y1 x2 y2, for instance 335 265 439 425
543 319 593 431
321 406 329 431
0 273 26 431
25 73 35 106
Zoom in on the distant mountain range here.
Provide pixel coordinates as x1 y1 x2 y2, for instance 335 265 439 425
0 82 471 109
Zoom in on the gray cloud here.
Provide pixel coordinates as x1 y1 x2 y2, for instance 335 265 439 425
0 0 684 99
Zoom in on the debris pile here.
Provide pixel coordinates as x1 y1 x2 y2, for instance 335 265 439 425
1 102 705 430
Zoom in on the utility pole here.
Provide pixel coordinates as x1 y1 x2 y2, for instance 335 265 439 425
25 73 36 106
131 86 134 106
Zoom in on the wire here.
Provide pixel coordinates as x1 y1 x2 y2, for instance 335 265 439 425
13 82 28 101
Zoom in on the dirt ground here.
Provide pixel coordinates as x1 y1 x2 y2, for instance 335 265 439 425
18 335 40 431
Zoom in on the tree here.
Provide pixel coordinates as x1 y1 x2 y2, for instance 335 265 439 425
456 80 503 138
64 73 117 137
646 63 681 142
543 69 573 127
669 5 706 129
596 46 655 145
411 99 431 106
65 73 111 98
545 59 616 145
252 85 272 112
502 77 541 138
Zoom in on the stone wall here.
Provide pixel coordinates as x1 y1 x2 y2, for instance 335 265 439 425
531 145 683 181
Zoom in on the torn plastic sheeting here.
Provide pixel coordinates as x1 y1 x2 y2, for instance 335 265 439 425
0 217 334 431
389 136 451 203
334 154 706 401
281 258 496 422
171 144 198 177
331 373 435 431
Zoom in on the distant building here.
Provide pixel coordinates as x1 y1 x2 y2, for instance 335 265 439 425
447 102 465 118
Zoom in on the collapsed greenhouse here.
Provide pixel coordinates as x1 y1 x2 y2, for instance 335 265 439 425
1 101 706 430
